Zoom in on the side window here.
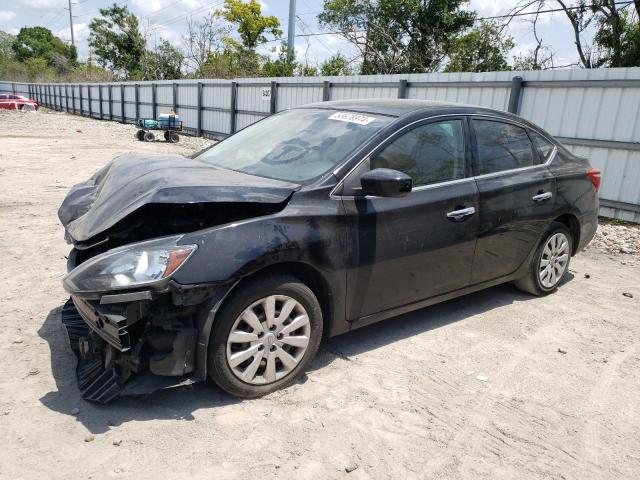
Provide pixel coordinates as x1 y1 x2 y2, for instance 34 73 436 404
529 130 555 162
473 120 535 175
371 120 466 187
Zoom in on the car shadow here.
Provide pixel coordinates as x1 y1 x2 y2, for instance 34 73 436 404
314 275 573 369
38 274 572 434
38 307 240 434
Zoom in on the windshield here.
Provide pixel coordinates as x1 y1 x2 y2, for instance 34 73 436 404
195 108 392 183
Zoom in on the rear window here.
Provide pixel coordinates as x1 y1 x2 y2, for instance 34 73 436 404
529 130 555 161
473 119 535 175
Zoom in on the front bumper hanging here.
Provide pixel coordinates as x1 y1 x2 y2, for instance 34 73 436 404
61 299 123 403
61 298 198 404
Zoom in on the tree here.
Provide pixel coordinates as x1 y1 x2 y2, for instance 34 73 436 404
513 0 640 68
445 21 514 72
217 0 282 50
139 40 184 80
184 13 231 72
0 31 15 59
318 0 475 74
12 26 76 66
262 43 297 77
89 4 146 78
319 53 354 75
593 5 640 67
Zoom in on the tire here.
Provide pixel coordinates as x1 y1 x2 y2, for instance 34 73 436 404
513 221 573 296
163 131 170 141
136 129 146 141
143 131 155 142
208 274 323 398
168 132 180 143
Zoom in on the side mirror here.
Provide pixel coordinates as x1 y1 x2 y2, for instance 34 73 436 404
360 168 412 198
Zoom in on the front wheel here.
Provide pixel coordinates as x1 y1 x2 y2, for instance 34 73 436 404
208 275 323 398
513 221 573 296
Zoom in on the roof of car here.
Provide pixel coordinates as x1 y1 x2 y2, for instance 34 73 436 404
299 98 478 117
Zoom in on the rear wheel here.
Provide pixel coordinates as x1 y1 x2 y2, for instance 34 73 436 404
513 221 572 295
143 131 155 142
168 132 180 143
208 275 323 398
136 129 146 141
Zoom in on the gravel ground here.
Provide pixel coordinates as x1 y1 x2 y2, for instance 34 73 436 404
1 109 639 480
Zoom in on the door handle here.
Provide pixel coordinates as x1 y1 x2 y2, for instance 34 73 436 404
532 192 553 202
446 206 476 221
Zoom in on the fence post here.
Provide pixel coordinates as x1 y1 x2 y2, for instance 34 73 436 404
120 84 125 123
134 84 139 120
88 85 93 117
173 82 178 112
64 84 68 111
152 82 157 119
71 85 76 114
269 81 277 114
108 84 113 120
197 82 203 137
398 79 408 99
230 81 237 134
98 85 103 119
322 81 331 101
508 76 523 114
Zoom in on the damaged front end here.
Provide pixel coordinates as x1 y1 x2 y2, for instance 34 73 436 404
61 235 211 403
57 153 299 402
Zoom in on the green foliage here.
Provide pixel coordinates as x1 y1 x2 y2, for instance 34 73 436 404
139 40 184 80
320 53 353 76
593 8 640 67
445 21 514 73
217 0 282 50
88 4 146 79
196 46 263 79
12 26 76 68
319 0 475 74
262 44 297 77
0 31 15 58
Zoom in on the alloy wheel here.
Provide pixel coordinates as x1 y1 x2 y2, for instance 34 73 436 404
226 295 311 385
539 232 570 289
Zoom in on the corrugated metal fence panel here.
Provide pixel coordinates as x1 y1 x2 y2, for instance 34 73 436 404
111 85 122 120
156 84 173 107
519 68 640 144
4 68 640 221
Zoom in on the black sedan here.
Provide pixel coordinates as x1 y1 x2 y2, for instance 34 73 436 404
58 100 600 402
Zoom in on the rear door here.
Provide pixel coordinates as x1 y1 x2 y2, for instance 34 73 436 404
341 117 480 320
470 117 556 284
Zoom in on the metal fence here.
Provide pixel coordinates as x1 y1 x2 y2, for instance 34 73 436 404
2 68 640 222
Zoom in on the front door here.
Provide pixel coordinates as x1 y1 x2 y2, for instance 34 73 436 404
340 117 480 320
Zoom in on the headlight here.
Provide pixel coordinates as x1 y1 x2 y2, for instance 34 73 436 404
63 235 197 293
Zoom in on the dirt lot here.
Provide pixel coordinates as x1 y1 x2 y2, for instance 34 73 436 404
1 109 639 480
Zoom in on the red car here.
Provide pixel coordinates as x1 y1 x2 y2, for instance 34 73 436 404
0 93 39 110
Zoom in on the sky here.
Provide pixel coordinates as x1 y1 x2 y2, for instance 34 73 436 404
0 0 590 70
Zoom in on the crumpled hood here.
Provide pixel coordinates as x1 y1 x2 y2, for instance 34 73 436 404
58 152 299 243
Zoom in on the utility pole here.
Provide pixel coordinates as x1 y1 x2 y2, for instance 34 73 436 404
287 0 296 61
68 0 75 46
